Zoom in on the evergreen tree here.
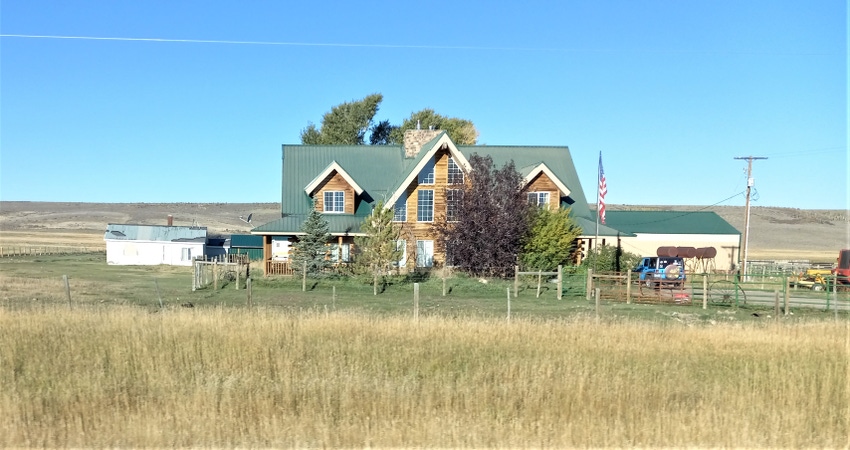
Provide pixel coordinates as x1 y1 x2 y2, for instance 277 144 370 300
290 206 331 276
354 201 403 294
521 207 582 270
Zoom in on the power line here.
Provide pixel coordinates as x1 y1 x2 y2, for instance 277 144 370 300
0 34 841 56
734 156 768 279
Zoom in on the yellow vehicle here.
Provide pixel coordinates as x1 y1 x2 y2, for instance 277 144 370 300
790 268 832 291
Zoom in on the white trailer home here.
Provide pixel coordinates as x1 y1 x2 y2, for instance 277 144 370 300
104 224 207 266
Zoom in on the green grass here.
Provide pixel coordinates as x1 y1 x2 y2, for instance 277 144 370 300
0 254 843 323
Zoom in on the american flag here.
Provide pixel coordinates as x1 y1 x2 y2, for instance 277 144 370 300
598 152 607 224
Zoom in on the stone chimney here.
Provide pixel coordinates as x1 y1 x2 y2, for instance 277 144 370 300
167 215 173 226
403 129 442 158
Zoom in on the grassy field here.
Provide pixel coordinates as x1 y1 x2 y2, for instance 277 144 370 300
1 254 848 447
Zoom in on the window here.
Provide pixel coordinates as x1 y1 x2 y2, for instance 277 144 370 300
417 190 434 222
418 158 435 184
394 240 407 268
527 192 550 208
448 156 464 184
330 243 351 263
393 195 407 222
324 191 344 213
416 240 434 267
181 248 192 261
446 189 462 222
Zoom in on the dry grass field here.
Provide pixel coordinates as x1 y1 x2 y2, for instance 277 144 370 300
1 201 848 448
1 201 846 261
1 307 847 448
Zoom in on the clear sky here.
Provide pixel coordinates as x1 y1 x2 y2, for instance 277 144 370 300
1 0 846 210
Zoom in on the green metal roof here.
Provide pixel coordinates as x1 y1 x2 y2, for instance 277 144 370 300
457 145 593 219
252 214 366 236
604 211 741 235
230 234 263 248
256 135 602 235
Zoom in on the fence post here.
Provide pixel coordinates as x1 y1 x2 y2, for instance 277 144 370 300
774 289 779 319
833 281 838 321
302 261 307 292
702 275 708 310
63 275 72 308
155 278 163 309
586 268 593 301
442 270 446 297
236 261 240 290
784 276 790 316
246 278 253 308
213 261 218 290
595 287 600 321
557 265 562 300
626 270 632 304
514 265 519 298
536 270 542 298
413 283 419 322
507 287 511 323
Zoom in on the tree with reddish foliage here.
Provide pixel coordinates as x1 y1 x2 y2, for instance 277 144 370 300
437 154 532 278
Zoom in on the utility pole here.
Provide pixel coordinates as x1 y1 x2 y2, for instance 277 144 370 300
734 156 767 279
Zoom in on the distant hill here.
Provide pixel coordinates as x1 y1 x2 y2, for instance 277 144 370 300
1 201 846 262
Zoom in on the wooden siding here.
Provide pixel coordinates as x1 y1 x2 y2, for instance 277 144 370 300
313 171 356 214
524 172 560 209
398 146 463 267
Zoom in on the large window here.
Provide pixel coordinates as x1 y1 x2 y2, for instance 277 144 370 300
393 195 407 222
527 192 550 208
324 191 345 213
446 189 462 222
417 189 434 222
416 240 434 267
418 158 435 184
447 156 464 184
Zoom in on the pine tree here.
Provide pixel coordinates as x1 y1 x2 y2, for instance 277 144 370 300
354 201 402 294
290 206 331 276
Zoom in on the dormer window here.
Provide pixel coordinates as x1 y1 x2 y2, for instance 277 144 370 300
324 191 345 213
527 192 550 209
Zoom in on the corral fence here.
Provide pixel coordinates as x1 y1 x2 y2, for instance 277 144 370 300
193 254 251 291
587 269 850 312
0 246 105 257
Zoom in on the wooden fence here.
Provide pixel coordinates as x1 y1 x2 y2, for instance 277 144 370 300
193 258 250 291
0 246 104 257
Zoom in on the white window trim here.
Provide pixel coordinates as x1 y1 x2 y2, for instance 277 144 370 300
324 191 345 213
416 240 434 268
417 189 434 222
527 191 550 209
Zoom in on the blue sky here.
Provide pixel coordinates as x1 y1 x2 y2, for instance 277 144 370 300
1 0 846 209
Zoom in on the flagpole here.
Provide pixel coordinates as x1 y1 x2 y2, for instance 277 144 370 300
594 152 600 271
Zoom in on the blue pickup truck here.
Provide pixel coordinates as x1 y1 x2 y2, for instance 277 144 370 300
633 256 686 288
